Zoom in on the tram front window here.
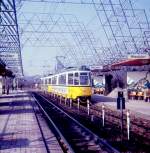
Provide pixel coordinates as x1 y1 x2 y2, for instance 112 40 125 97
80 73 89 85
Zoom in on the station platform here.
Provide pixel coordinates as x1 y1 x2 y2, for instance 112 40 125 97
0 91 63 153
92 94 150 120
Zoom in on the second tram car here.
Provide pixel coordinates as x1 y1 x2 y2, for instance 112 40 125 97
41 68 92 100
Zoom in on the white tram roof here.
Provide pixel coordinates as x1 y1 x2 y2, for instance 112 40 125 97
41 69 90 80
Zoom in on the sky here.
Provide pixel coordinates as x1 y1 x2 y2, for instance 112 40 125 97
16 0 150 76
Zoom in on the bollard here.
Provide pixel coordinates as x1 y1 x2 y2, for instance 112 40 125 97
91 115 94 122
70 99 72 108
77 98 80 111
102 104 105 127
127 110 130 140
65 98 67 105
87 99 90 115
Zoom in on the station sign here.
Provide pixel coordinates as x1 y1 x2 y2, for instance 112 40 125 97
0 52 19 60
90 65 103 70
128 54 149 59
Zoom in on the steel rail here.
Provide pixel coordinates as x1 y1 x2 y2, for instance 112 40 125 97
35 92 120 153
32 93 75 153
31 98 51 153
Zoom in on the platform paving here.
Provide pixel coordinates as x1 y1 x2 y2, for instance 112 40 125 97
92 94 150 120
0 91 63 153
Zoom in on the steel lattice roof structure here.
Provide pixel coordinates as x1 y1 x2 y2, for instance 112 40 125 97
0 0 23 76
1 0 150 76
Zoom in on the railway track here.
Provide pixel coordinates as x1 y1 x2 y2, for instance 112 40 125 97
90 104 150 140
32 92 119 153
38 92 150 153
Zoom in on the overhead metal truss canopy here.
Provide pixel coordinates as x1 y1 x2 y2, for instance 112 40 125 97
92 0 150 58
17 0 150 73
0 0 23 76
19 12 103 66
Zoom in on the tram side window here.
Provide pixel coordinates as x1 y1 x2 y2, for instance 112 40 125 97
80 72 89 85
68 73 73 85
59 74 66 85
74 72 79 85
45 79 47 84
49 78 51 84
41 79 44 85
52 77 57 85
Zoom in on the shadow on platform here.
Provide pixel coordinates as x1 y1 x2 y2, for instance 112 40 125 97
91 94 117 104
0 138 29 150
0 100 32 107
0 108 33 115
0 132 20 137
0 94 29 99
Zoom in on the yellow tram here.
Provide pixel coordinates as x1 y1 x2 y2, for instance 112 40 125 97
40 68 92 100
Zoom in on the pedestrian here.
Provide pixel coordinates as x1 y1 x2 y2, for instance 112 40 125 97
144 80 150 102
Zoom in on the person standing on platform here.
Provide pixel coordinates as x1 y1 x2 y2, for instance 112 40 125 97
6 84 9 95
144 80 150 102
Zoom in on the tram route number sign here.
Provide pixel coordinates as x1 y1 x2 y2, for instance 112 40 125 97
117 91 125 110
